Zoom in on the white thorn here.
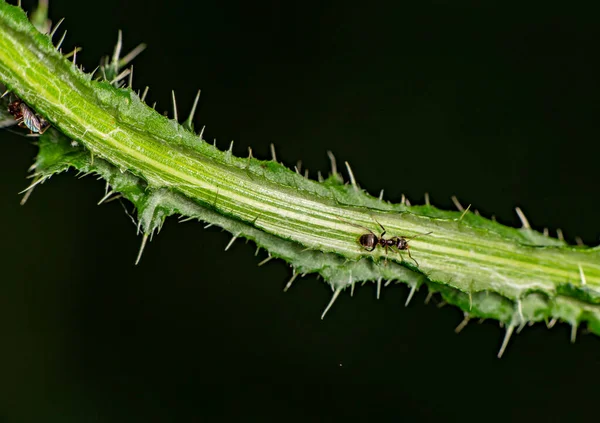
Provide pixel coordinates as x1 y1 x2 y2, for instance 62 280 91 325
119 43 147 67
350 282 355 297
497 324 515 358
378 189 384 201
321 287 342 320
327 151 338 177
135 234 149 265
424 291 434 304
376 277 382 300
424 192 430 206
578 264 587 286
401 194 406 205
128 65 134 88
112 30 123 66
405 198 411 207
570 322 578 343
547 317 557 329
248 146 253 158
455 312 470 334
224 235 238 251
141 86 149 102
178 216 195 223
294 165 301 175
458 204 472 221
228 140 234 153
557 228 564 242
110 68 130 85
18 176 47 194
1 89 10 98
186 89 201 125
384 279 393 287
514 207 531 229
405 283 417 307
270 143 277 162
204 223 213 229
199 125 205 140
344 161 358 191
451 195 464 212
56 30 67 50
97 190 115 205
543 227 549 237
469 291 473 311
49 17 65 40
283 272 298 292
257 256 272 267
171 90 178 121
575 236 584 246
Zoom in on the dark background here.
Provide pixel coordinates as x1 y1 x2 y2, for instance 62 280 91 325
2 0 600 421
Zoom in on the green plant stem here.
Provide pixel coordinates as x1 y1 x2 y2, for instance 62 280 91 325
1 1 599 346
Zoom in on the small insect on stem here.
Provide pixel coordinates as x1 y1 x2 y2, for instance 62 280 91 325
355 220 432 267
8 98 51 135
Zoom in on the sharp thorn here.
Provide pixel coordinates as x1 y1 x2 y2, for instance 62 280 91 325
184 89 201 130
56 30 67 51
557 228 564 242
112 30 123 66
257 256 272 267
128 65 134 88
224 235 238 251
141 86 149 102
97 190 115 205
119 43 147 68
454 312 470 334
110 68 131 85
270 143 277 162
344 161 358 191
405 283 417 307
321 287 342 320
458 204 472 221
515 207 531 229
199 125 205 140
376 277 382 300
571 322 578 344
135 234 149 265
497 324 515 358
424 192 430 206
283 272 298 292
451 195 464 212
326 150 338 178
204 223 213 229
378 189 384 201
49 17 65 40
171 90 178 122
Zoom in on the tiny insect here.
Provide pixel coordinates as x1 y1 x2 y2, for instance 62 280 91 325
8 98 50 134
357 220 432 267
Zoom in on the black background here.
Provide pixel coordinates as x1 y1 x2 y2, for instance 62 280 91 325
2 0 600 421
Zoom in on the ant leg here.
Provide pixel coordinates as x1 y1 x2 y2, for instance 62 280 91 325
407 248 419 267
375 219 387 238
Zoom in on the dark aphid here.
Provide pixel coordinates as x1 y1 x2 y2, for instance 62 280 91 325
8 98 50 134
357 220 432 267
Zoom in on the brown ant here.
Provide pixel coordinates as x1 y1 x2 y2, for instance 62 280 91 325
8 97 50 135
357 220 432 267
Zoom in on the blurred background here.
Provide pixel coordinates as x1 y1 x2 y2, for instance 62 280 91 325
2 0 600 421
